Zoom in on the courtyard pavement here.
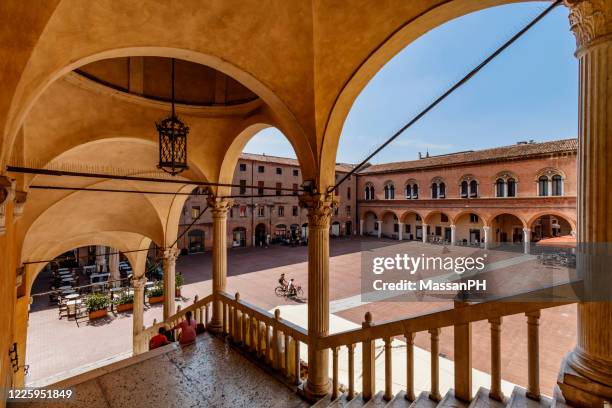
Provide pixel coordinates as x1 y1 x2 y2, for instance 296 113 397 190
26 237 576 396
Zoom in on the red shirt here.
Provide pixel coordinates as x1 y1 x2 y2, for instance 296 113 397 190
149 333 170 350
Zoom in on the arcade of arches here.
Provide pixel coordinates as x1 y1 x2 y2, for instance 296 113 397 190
0 1 611 407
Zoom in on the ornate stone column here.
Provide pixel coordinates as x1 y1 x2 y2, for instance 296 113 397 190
132 275 147 355
95 245 107 273
359 219 364 236
162 247 179 320
483 226 491 250
108 248 120 285
422 224 428 243
523 228 531 255
558 2 612 406
376 220 382 239
450 224 456 246
207 196 231 333
397 222 403 240
299 192 337 398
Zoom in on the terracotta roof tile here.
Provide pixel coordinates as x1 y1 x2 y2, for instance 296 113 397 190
357 138 577 174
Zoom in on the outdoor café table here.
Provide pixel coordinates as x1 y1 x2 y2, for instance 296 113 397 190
65 293 80 300
58 270 72 276
61 289 76 296
58 285 72 290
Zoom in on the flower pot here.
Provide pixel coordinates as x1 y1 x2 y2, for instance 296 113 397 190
116 303 133 312
148 295 164 304
175 288 182 298
89 309 108 320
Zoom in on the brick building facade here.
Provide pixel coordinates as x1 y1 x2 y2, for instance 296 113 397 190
177 154 357 252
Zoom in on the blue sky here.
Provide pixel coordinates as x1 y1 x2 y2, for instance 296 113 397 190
243 2 578 165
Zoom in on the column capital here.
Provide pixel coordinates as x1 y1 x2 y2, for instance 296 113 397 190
132 275 147 289
483 226 491 231
298 192 338 228
450 224 456 229
565 0 612 49
523 227 532 232
207 196 232 218
163 247 180 261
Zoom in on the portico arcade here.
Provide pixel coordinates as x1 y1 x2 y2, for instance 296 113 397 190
0 1 610 407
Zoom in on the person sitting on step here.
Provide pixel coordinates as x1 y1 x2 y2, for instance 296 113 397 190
149 326 170 350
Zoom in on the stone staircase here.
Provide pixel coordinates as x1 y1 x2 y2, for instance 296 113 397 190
9 332 309 408
311 387 554 408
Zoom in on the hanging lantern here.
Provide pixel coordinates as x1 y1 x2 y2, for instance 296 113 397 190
157 58 189 176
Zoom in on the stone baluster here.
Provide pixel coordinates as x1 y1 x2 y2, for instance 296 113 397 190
265 321 272 364
489 317 504 401
384 337 393 401
362 312 375 401
207 196 231 333
273 309 281 370
332 346 339 400
294 339 301 385
405 333 416 401
284 332 290 375
347 343 356 400
429 328 441 401
526 311 540 400
299 192 336 397
454 301 472 402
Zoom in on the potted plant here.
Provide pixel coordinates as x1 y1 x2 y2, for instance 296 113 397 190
114 290 134 312
175 272 184 298
147 282 164 304
85 292 110 320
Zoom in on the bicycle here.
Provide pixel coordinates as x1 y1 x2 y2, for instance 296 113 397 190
274 284 303 298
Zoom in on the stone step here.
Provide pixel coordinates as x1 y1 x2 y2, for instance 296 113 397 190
467 387 507 408
507 387 552 408
345 393 367 408
362 391 388 408
326 393 353 408
437 389 469 408
386 390 413 408
409 391 439 408
312 394 334 408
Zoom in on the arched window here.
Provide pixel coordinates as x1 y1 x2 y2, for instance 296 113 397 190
495 178 505 197
431 183 438 199
365 184 374 200
461 181 468 198
405 184 412 199
538 176 549 196
413 184 419 199
552 175 563 196
469 180 478 198
384 183 394 200
439 182 446 198
507 178 516 197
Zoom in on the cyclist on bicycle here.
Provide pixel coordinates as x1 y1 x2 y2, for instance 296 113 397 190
287 278 296 297
278 273 287 288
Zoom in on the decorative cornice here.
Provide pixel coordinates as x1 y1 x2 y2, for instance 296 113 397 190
298 192 338 228
565 0 612 49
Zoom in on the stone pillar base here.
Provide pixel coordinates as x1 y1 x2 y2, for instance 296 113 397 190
302 379 331 402
557 354 612 408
